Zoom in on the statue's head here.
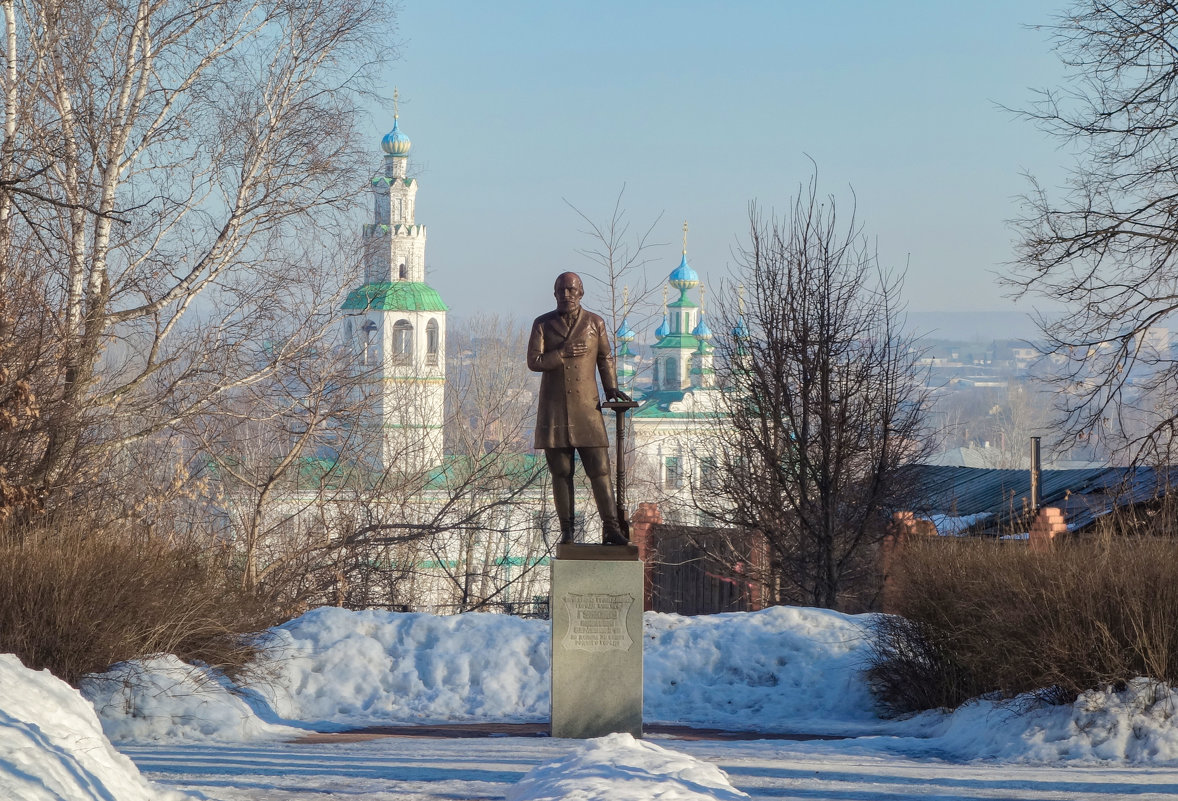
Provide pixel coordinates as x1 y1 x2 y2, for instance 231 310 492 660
554 272 584 314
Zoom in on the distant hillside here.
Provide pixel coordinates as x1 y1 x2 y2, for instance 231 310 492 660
906 310 1046 343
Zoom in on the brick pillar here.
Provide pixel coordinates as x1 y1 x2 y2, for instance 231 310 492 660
630 503 662 611
1028 506 1067 553
881 511 933 614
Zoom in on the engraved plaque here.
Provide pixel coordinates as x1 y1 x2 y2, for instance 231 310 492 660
560 593 635 652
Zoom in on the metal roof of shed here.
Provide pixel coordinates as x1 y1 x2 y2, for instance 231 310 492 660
906 464 1176 533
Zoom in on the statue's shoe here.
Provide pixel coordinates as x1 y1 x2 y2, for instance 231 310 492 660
602 529 630 546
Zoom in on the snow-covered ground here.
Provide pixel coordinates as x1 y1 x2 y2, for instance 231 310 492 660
5 606 1178 800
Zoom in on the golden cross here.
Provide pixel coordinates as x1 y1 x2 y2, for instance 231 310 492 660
682 221 688 254
394 87 399 119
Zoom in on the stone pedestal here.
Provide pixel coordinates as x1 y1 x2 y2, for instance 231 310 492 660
550 545 643 739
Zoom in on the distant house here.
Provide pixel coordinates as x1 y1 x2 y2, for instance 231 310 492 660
903 464 1176 536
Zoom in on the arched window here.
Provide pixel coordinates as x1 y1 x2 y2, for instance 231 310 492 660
652 360 660 386
361 319 378 366
426 319 440 366
398 263 408 279
392 319 413 364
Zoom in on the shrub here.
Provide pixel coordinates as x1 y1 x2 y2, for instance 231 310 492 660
870 535 1178 715
0 514 283 685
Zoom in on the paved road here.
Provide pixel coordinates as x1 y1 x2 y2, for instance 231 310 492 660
122 733 1178 800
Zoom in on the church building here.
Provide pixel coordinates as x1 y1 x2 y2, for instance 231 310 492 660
342 97 448 475
627 226 730 523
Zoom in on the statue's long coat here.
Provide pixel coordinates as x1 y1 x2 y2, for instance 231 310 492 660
528 308 618 449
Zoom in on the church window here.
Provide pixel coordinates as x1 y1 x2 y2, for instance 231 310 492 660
665 456 683 489
652 360 660 386
393 319 413 363
700 456 717 490
666 357 679 387
398 263 408 279
426 319 440 365
361 319 379 366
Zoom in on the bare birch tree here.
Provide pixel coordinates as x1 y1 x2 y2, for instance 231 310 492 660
0 0 394 516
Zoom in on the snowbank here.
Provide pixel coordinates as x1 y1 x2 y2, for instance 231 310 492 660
926 679 1178 763
82 655 303 743
644 606 877 731
507 733 748 801
0 654 187 801
254 606 551 725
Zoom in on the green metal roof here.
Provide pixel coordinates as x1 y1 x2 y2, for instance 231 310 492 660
371 176 415 188
652 333 700 349
342 282 449 312
631 388 727 419
668 297 698 309
363 223 424 236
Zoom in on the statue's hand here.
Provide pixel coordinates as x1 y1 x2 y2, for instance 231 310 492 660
605 388 632 402
561 341 587 358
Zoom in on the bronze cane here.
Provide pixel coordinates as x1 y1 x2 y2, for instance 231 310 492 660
601 395 639 538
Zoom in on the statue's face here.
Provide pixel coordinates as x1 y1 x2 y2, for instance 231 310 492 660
554 273 584 314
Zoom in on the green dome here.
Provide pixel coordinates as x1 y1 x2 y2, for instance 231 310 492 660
341 282 448 312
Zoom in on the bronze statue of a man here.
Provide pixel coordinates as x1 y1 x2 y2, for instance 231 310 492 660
528 272 630 545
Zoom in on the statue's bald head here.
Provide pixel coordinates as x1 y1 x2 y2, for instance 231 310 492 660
554 272 585 313
554 272 583 293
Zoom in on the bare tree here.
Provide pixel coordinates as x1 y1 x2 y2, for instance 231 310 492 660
698 177 931 610
430 314 549 613
193 314 552 613
565 187 666 360
0 0 394 515
1009 0 1178 463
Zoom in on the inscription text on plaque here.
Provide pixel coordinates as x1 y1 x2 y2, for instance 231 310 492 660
560 593 635 652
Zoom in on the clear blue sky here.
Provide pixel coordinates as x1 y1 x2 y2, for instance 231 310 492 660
365 1 1068 323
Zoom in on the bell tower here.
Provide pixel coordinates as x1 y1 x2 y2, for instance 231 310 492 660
343 91 447 475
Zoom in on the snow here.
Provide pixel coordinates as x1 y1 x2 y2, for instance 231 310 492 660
238 606 880 733
6 604 1178 799
928 512 992 536
506 733 748 801
0 653 186 801
82 655 304 743
924 679 1178 763
252 607 551 726
644 606 879 732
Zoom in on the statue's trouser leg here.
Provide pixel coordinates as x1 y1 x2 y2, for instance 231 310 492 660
579 447 626 543
545 448 576 542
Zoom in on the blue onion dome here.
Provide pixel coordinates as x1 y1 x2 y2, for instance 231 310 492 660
616 317 636 342
655 315 670 338
668 253 699 290
692 312 713 340
381 117 411 157
732 317 750 339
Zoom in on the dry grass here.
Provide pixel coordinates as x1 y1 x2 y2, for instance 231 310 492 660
0 515 282 685
869 535 1178 715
